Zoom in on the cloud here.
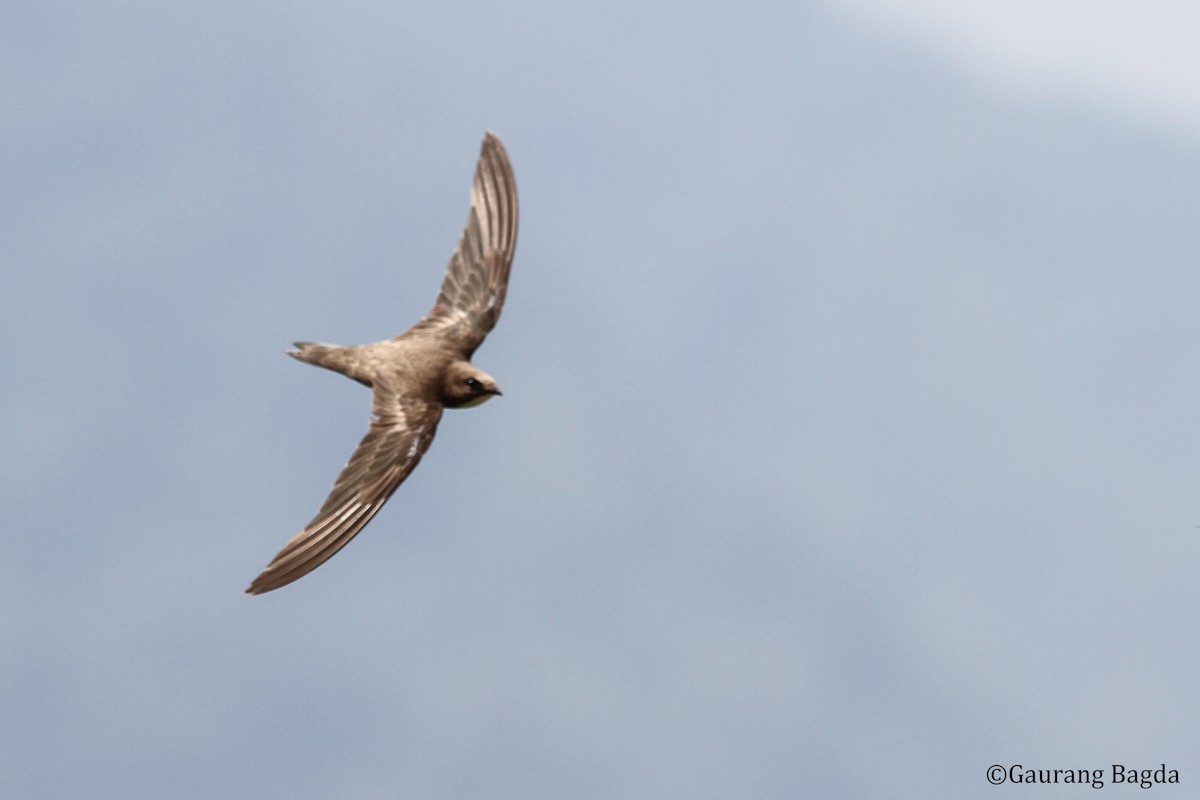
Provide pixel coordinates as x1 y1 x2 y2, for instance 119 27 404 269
828 0 1200 139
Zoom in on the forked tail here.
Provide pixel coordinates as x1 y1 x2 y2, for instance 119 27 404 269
288 341 373 387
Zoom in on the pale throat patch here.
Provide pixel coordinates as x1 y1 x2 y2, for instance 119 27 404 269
459 392 496 408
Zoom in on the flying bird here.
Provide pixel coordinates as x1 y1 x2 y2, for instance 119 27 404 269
246 132 518 594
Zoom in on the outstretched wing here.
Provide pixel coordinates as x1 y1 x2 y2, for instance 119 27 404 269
403 132 518 356
246 391 443 594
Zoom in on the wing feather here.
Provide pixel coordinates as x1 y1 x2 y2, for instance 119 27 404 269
403 132 518 355
245 391 443 594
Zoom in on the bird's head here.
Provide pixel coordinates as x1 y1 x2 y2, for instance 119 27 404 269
442 363 502 408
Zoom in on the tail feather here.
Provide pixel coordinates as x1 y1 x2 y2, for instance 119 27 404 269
288 341 373 387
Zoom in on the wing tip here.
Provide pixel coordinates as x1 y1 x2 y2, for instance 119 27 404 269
244 573 279 596
480 131 510 164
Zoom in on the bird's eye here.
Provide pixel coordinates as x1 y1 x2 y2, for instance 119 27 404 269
465 377 480 389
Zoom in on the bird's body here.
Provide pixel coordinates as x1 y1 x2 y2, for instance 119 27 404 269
246 133 518 595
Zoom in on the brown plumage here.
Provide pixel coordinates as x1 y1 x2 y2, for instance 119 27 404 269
246 132 518 595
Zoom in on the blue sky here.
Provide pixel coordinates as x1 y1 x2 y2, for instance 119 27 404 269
5 2 1200 797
